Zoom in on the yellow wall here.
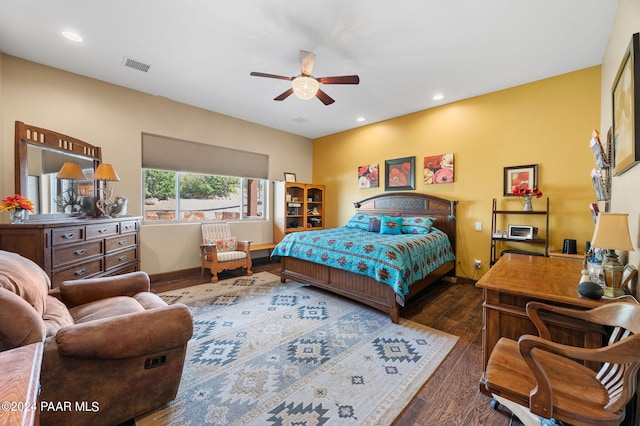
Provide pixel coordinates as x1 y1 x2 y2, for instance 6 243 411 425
313 66 601 278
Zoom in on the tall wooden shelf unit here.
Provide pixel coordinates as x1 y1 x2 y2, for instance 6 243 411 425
274 182 325 244
490 197 549 266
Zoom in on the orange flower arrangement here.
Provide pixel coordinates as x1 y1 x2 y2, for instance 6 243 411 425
0 194 35 212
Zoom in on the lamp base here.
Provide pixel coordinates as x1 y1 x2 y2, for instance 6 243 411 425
603 287 626 298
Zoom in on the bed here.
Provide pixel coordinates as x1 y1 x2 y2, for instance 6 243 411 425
274 192 457 323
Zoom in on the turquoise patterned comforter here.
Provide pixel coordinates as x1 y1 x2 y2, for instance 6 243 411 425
273 227 455 303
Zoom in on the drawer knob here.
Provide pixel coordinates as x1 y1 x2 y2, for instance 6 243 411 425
118 239 127 245
62 233 75 239
74 249 86 255
98 228 108 233
74 268 87 276
118 255 127 261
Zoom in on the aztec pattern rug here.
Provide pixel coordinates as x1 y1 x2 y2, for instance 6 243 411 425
136 272 458 426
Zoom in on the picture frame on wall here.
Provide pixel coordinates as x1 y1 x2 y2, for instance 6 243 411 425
284 172 296 182
423 153 454 184
385 156 415 191
612 32 640 176
358 164 379 188
503 164 538 196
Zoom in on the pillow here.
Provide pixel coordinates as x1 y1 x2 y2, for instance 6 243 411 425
401 216 436 234
204 236 237 252
367 217 381 233
380 216 402 235
345 214 378 231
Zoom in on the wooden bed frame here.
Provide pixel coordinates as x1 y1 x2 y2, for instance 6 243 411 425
279 192 458 323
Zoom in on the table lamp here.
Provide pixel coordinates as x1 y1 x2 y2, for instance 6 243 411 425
94 164 120 217
590 213 635 297
56 162 88 213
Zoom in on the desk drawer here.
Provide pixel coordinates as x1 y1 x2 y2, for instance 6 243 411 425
52 259 103 286
105 234 137 253
51 227 84 246
52 241 103 268
105 248 137 271
86 223 119 239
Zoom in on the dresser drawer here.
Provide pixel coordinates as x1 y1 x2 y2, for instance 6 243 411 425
52 259 103 287
52 241 103 268
51 227 84 246
105 248 137 271
120 220 138 234
105 234 137 253
86 223 119 239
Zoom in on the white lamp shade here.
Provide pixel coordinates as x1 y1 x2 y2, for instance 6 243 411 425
591 213 634 251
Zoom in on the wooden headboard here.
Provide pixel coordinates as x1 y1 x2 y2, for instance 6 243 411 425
354 191 458 255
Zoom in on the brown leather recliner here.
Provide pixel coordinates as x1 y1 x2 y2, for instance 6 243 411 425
0 250 193 426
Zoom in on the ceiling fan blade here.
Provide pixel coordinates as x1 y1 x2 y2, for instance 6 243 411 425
317 75 360 85
274 88 294 101
315 88 335 105
299 50 316 76
250 71 293 81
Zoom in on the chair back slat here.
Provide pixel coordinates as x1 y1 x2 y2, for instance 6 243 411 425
201 221 232 242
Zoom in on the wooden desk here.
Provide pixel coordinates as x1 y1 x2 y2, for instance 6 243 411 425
476 254 606 374
0 342 43 425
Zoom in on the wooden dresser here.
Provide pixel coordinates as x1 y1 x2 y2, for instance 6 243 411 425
0 216 140 287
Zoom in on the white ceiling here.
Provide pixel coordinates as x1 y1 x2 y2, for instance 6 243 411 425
0 1 618 139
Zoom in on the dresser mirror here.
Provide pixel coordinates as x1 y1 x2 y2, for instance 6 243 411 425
15 121 102 216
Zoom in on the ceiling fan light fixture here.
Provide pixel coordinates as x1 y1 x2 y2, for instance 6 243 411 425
292 76 319 100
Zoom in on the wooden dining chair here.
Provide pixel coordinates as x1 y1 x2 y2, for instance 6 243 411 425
483 301 640 426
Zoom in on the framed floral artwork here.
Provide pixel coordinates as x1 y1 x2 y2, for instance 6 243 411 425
358 164 379 188
385 156 415 191
503 164 538 196
424 153 454 184
284 172 296 182
612 32 640 176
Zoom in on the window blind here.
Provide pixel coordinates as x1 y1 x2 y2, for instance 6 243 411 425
142 133 269 179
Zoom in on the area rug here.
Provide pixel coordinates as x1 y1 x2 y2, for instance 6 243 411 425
136 272 458 426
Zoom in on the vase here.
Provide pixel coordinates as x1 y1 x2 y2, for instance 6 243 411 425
522 195 533 212
9 208 28 224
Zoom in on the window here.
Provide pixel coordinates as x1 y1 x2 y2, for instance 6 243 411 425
141 133 269 223
143 169 266 222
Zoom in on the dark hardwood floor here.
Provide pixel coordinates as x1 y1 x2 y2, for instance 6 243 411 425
150 260 518 425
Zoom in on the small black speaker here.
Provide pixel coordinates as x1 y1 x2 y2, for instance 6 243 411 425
578 281 604 300
563 239 577 254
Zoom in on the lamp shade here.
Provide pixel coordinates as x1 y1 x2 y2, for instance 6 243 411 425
591 213 634 251
292 76 319 100
56 162 87 180
94 164 121 182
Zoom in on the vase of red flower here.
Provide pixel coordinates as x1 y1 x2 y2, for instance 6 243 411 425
1 194 35 223
511 186 543 212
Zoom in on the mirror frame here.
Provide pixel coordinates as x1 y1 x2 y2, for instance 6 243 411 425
14 121 102 212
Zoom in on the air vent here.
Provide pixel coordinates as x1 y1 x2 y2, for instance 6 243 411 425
122 57 151 73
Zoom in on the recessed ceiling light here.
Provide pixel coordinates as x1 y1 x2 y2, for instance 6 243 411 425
356 117 366 122
62 31 83 42
432 94 444 101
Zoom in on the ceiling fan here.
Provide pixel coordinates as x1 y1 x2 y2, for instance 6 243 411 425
250 50 359 105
